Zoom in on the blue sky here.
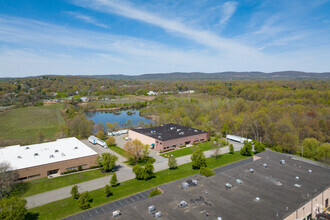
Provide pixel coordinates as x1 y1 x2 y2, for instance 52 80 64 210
0 0 329 77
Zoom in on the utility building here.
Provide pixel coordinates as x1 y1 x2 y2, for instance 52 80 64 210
128 123 209 151
0 137 98 181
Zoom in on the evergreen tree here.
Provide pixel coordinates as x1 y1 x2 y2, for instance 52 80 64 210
104 185 112 197
71 185 79 200
110 172 118 187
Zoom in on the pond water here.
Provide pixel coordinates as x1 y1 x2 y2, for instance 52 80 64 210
85 109 154 128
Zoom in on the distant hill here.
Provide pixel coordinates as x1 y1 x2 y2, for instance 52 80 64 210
88 71 330 81
1 71 329 81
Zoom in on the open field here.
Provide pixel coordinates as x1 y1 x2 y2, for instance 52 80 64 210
0 104 65 147
27 152 248 220
161 141 219 158
13 169 108 197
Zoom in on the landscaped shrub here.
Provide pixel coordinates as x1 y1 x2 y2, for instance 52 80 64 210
78 166 82 171
110 173 118 187
77 191 92 210
63 169 78 175
71 185 79 200
104 185 112 197
200 167 215 177
148 188 162 198
229 144 234 154
89 165 100 169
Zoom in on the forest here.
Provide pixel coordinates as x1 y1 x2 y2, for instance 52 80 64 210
0 76 329 163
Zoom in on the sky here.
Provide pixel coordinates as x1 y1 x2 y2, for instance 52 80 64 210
0 0 329 77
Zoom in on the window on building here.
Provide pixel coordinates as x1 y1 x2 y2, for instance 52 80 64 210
326 198 329 207
28 174 41 179
307 214 312 220
47 169 59 175
16 176 27 181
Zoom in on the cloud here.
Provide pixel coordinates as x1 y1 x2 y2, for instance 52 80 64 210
219 1 238 25
65 11 108 28
72 0 258 56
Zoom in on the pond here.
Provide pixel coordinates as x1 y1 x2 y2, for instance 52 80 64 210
85 109 154 128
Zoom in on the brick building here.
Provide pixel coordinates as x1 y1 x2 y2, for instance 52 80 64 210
128 123 209 151
0 137 98 181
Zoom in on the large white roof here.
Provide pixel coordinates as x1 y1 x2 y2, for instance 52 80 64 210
0 137 98 170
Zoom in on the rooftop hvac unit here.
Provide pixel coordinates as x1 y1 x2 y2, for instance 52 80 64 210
155 211 162 218
170 127 174 130
74 146 78 150
55 149 59 153
180 200 188 208
249 168 254 173
49 155 54 158
177 129 181 132
148 205 155 213
25 147 30 149
263 163 268 168
192 179 198 185
194 130 198 132
280 159 285 165
236 179 243 184
308 169 312 173
225 183 232 188
295 176 299 180
217 217 222 220
182 182 189 189
112 210 121 218
255 197 260 202
34 153 39 156
61 153 65 156
17 155 22 159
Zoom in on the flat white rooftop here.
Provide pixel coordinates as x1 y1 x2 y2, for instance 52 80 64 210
0 137 98 170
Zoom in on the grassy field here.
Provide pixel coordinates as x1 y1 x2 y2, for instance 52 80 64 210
12 169 108 198
161 141 218 158
0 104 65 147
108 145 129 158
28 152 248 220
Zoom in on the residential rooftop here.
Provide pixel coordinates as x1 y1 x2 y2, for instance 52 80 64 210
94 150 330 220
130 123 207 141
0 137 98 170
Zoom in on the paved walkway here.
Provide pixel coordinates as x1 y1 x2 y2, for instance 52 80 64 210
25 141 243 208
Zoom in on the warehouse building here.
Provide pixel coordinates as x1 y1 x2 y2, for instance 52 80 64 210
93 150 330 220
0 137 98 181
128 123 209 151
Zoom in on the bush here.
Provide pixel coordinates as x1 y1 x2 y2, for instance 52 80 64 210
77 191 92 210
133 163 154 180
229 144 234 154
71 185 79 200
89 165 100 169
78 166 82 171
168 156 178 169
254 141 266 154
240 142 253 156
191 149 207 169
148 188 162 198
200 167 215 177
104 185 112 197
110 173 118 187
63 169 78 174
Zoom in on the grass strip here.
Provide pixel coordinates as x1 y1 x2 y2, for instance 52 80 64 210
161 141 218 158
27 152 248 220
13 169 108 198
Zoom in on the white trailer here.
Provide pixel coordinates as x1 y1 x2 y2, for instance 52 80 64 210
226 134 252 144
88 135 107 148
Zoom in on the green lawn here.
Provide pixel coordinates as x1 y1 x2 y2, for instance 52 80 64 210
0 104 65 147
161 141 218 158
27 152 248 220
12 169 108 198
108 145 129 158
